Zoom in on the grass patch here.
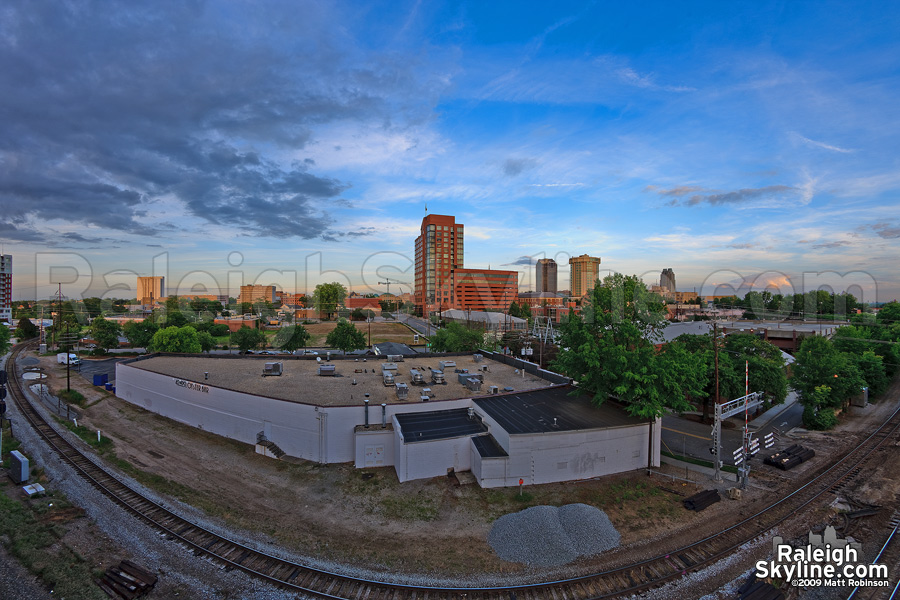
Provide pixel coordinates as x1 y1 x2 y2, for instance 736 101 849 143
0 484 106 600
58 389 86 405
379 495 439 521
56 418 114 453
662 450 739 474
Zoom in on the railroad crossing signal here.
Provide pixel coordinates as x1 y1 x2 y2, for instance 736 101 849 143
763 431 775 449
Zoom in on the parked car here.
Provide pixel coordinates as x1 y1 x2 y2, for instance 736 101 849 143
259 350 276 355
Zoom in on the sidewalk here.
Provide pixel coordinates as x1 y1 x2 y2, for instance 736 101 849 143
746 391 799 431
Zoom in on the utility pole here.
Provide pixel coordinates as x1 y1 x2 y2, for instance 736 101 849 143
66 321 71 392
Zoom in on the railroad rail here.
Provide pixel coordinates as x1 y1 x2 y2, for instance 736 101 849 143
7 340 900 599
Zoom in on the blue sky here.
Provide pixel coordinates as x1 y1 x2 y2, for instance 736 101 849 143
2 1 899 303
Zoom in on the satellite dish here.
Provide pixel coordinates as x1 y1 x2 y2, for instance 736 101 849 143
316 356 321 363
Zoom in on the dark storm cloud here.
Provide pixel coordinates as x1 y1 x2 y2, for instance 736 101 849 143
0 2 427 242
868 222 900 239
503 158 537 177
650 184 796 207
502 256 536 266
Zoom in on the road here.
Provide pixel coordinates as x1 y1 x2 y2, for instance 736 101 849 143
661 392 804 466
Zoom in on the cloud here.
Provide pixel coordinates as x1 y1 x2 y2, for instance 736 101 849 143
502 158 537 177
502 256 537 266
811 241 850 249
644 185 704 197
614 67 696 93
0 3 443 242
655 185 798 207
865 222 900 239
792 133 856 153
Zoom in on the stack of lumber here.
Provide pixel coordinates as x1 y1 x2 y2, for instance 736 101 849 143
763 444 815 471
683 489 721 511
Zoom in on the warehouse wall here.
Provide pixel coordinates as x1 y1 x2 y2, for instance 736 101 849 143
394 432 475 483
115 362 470 464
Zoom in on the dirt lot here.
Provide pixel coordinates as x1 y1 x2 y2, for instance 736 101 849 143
299 321 418 347
17 350 900 584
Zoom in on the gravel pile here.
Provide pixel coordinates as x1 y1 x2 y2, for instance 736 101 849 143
488 503 620 567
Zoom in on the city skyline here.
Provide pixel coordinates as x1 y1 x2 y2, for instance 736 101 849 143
2 2 898 303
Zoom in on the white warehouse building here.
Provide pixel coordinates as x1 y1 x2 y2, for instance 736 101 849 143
115 353 660 487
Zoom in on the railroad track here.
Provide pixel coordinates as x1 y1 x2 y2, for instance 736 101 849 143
7 340 900 599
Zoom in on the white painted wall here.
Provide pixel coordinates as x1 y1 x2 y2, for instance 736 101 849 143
395 434 475 483
116 362 470 464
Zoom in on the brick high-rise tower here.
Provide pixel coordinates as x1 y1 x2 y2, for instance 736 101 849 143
414 214 464 316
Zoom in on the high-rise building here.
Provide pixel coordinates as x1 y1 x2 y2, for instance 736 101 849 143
535 258 558 293
568 254 602 298
238 285 276 306
0 255 11 323
660 268 676 293
453 268 518 312
415 214 464 315
137 276 165 307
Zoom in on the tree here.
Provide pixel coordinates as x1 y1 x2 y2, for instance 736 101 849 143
430 322 483 352
83 297 104 318
325 319 366 353
90 316 122 353
230 325 267 353
723 334 788 406
163 296 189 327
0 324 10 356
208 323 231 337
197 330 216 353
110 299 129 314
313 282 347 320
851 350 889 398
802 386 839 430
149 326 202 353
792 336 865 415
552 273 699 419
123 320 159 349
15 317 38 340
876 301 900 325
273 324 311 353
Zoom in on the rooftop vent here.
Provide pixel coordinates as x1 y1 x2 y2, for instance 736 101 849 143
473 354 483 363
387 354 404 362
381 362 398 373
464 377 482 392
438 360 457 371
395 382 409 400
262 362 283 377
318 364 336 376
431 369 445 384
410 369 425 384
383 372 395 386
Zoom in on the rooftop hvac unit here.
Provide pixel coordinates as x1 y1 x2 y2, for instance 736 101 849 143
420 395 430 402
263 362 283 377
383 372 395 386
480 365 488 372
473 354 483 363
395 382 409 400
489 385 499 394
387 354 404 362
438 360 456 371
318 364 336 376
458 372 483 385
9 450 29 484
381 362 398 373
410 369 425 384
430 369 445 384
464 377 483 392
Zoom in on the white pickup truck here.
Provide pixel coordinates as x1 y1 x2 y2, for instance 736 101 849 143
57 353 81 365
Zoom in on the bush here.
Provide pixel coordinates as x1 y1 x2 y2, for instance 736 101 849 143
57 389 86 406
802 405 838 430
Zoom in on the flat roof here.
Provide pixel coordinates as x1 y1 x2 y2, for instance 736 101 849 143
395 408 487 443
122 353 553 407
474 387 646 434
472 434 508 458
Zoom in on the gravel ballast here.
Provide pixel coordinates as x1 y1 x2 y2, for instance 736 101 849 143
488 503 620 567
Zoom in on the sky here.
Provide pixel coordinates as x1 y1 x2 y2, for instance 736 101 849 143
2 1 899 303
